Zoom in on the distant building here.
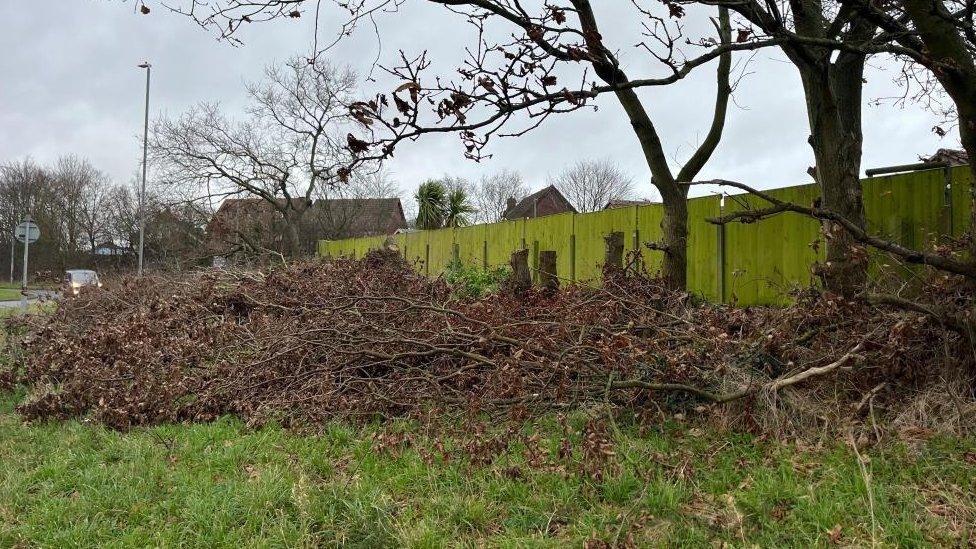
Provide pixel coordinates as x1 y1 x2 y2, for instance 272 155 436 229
310 198 408 240
93 241 129 256
207 197 307 257
603 199 655 210
207 197 408 259
501 185 576 220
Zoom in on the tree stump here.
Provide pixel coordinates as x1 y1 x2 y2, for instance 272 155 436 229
604 232 624 269
538 250 558 293
509 249 531 293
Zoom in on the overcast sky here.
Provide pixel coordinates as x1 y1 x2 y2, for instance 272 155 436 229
0 1 956 205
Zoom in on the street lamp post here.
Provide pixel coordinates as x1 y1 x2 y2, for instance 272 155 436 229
138 61 151 276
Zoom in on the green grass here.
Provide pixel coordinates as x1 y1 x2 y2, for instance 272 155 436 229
0 288 23 301
1 393 974 547
0 301 54 320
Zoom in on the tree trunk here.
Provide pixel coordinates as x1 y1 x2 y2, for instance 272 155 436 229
659 189 689 290
964 133 976 259
281 205 309 257
509 249 531 293
797 63 868 296
604 232 624 271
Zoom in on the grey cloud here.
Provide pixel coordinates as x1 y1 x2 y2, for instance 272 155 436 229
0 1 952 203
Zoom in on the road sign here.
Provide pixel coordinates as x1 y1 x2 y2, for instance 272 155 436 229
15 220 39 244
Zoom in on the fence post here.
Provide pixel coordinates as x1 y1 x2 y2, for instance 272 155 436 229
482 239 488 270
570 234 576 282
570 213 576 282
452 242 460 264
424 242 430 277
539 250 558 293
632 205 640 251
943 166 954 239
531 240 539 283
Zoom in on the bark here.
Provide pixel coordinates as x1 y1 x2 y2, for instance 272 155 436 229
660 191 689 289
509 249 531 293
776 0 871 296
281 203 311 257
798 64 868 294
604 232 624 270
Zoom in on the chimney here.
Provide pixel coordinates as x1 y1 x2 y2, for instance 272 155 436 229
506 196 517 212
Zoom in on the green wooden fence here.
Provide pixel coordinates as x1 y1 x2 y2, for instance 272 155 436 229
319 166 973 305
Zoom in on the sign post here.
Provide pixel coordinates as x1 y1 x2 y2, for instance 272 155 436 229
14 218 39 309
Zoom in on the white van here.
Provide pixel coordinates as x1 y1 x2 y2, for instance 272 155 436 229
64 269 102 296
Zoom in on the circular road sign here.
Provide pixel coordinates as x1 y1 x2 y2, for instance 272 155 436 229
15 220 40 244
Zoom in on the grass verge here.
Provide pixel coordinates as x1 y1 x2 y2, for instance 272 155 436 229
0 392 974 547
0 288 23 301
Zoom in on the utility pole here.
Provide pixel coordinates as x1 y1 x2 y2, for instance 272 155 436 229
20 217 31 309
138 61 151 276
8 208 15 284
8 235 14 284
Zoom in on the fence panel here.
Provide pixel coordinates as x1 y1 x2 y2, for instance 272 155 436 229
950 166 973 239
524 212 574 282
686 196 722 301
863 168 949 284
401 231 427 273
573 208 637 282
319 167 974 305
722 184 822 305
426 227 456 277
485 219 524 269
635 204 665 278
454 224 487 267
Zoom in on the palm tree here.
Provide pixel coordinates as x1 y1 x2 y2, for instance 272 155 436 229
444 187 476 228
415 180 447 230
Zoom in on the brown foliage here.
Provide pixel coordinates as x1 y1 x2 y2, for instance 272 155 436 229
2 250 972 432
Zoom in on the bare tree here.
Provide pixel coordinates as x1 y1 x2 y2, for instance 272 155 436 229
548 159 634 213
50 155 110 256
151 56 359 256
473 169 527 223
0 159 65 275
836 0 976 259
103 182 140 252
77 169 113 255
161 0 755 290
349 166 400 199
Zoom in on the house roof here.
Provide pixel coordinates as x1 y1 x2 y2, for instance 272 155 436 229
208 197 311 232
311 198 408 238
207 196 408 244
502 185 577 220
922 148 968 166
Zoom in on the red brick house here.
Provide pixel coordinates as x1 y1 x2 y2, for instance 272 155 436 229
207 197 407 260
501 185 577 220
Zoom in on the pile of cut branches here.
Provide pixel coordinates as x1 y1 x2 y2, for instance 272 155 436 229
2 250 972 432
